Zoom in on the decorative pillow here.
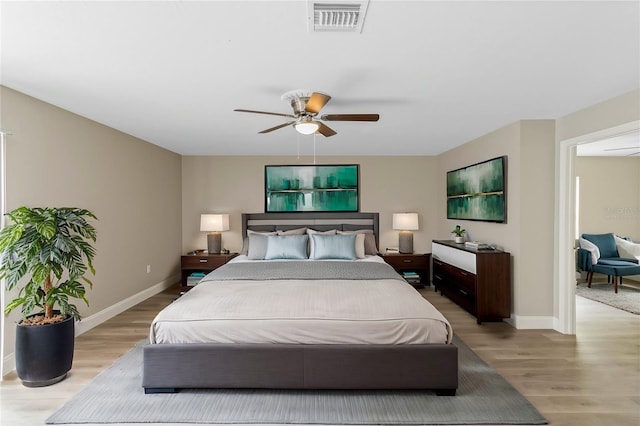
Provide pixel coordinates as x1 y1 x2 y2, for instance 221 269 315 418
307 229 338 258
264 235 309 260
277 227 307 236
615 236 640 260
579 238 600 265
310 234 356 260
338 229 378 255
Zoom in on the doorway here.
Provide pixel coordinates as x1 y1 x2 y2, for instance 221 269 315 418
556 121 640 334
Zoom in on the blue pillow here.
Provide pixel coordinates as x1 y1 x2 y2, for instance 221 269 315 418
311 234 356 260
264 235 309 260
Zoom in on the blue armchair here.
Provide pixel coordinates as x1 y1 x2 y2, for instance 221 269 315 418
577 233 640 293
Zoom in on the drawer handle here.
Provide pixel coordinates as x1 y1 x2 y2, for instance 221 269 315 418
459 289 468 296
199 259 208 263
403 259 413 263
434 274 443 280
460 271 468 276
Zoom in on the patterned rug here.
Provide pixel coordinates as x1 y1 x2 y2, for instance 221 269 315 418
576 281 640 315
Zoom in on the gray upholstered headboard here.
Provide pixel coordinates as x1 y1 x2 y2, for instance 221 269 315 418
241 212 379 245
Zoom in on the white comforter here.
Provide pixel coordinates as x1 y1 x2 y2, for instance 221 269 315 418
150 257 452 345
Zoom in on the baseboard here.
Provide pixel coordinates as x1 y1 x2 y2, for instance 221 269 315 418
2 274 178 379
75 275 179 336
505 315 555 329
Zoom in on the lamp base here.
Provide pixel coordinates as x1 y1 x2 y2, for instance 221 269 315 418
207 232 222 254
399 231 414 254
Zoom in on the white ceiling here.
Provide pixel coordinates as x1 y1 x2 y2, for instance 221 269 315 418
1 1 639 157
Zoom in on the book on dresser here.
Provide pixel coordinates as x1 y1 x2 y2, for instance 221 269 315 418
464 241 491 250
431 240 511 324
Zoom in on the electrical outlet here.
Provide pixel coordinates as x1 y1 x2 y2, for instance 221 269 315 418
146 264 151 274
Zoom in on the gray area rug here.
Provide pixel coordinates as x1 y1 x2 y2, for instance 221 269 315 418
576 282 640 315
46 336 547 425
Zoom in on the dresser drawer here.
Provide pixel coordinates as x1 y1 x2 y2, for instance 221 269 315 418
181 256 227 269
450 267 476 297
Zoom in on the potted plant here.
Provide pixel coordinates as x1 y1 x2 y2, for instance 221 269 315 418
452 225 466 243
0 206 97 387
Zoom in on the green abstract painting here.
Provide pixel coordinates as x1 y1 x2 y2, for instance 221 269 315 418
447 156 506 222
265 165 359 212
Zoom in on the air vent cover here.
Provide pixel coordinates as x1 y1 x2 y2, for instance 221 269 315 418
308 1 370 33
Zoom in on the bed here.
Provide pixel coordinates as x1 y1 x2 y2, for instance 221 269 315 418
143 212 458 395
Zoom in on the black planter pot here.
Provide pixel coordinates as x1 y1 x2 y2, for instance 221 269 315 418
15 313 75 387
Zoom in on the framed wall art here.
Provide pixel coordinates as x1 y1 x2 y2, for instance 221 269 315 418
446 156 507 223
265 164 359 212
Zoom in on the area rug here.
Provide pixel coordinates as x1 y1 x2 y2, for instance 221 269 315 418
576 282 640 315
46 336 547 425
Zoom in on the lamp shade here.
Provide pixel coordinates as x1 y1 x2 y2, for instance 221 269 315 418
392 213 419 231
200 214 230 232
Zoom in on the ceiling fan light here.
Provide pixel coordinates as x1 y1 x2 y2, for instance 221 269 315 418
295 121 320 135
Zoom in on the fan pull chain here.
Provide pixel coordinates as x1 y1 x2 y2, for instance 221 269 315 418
313 133 317 164
297 132 300 160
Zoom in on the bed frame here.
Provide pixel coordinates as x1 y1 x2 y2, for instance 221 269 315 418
143 212 458 395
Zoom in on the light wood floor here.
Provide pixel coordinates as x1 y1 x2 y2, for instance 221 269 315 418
1 284 638 426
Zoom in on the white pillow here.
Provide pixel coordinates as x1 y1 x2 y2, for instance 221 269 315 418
579 238 600 265
310 234 357 260
277 227 307 236
615 236 640 260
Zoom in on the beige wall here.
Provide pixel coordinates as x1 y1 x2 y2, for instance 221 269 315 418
181 156 439 255
1 87 182 366
435 120 556 320
576 157 640 240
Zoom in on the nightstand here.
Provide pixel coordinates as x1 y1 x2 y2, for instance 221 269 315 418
382 253 431 287
180 252 238 291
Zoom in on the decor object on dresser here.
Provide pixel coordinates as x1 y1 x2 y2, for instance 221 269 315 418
265 164 359 212
447 156 506 223
577 233 640 293
451 225 466 244
0 206 97 387
432 240 511 324
180 252 238 292
200 214 229 254
382 253 431 287
392 213 419 253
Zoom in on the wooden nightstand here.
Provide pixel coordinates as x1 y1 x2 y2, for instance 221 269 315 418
382 253 431 287
180 252 238 291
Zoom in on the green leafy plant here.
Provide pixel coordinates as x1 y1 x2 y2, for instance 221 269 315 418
451 225 466 237
0 207 97 323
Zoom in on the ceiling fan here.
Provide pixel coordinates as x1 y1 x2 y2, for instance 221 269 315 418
234 90 379 137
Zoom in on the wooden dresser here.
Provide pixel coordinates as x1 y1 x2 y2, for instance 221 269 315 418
431 240 511 324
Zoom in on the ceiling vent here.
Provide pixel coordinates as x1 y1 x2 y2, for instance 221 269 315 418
307 1 370 33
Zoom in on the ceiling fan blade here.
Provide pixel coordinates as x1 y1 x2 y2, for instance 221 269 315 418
317 122 337 137
258 121 297 134
320 114 380 122
234 109 296 119
305 92 331 114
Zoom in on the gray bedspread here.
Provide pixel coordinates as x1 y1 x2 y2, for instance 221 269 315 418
201 261 404 282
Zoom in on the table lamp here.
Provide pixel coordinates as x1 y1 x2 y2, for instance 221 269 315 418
392 213 419 254
200 214 229 254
